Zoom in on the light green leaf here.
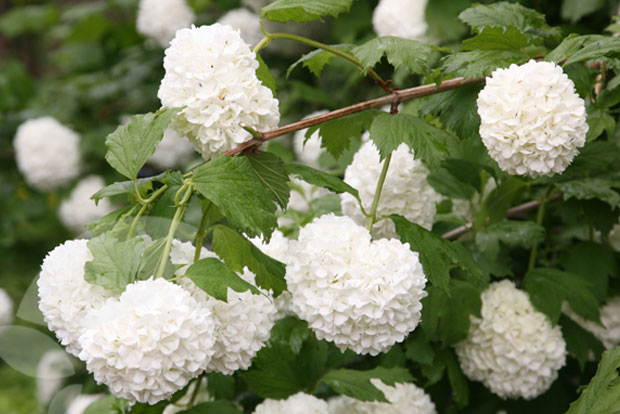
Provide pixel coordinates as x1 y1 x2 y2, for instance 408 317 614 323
256 53 276 97
461 25 530 51
440 49 528 80
91 172 168 202
458 2 547 34
547 35 620 66
475 221 545 260
352 36 433 75
105 108 180 180
261 0 355 23
558 178 620 208
320 367 413 402
84 396 128 414
0 5 58 37
287 44 354 77
185 258 260 302
139 238 175 281
247 151 290 209
561 0 606 23
193 156 278 238
286 164 358 197
87 205 137 237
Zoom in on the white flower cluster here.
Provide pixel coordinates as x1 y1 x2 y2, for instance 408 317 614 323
13 117 81 191
328 379 437 414
565 297 620 350
286 214 427 355
372 0 429 41
0 288 13 327
293 111 327 169
341 141 440 239
455 280 566 399
59 175 115 235
136 0 195 47
66 394 104 414
158 24 280 160
149 126 197 170
477 60 588 178
218 8 263 47
253 392 328 414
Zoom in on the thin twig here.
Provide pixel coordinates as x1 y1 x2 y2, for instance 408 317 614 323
225 76 485 156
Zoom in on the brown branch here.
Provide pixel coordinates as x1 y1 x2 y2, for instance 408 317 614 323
225 76 485 157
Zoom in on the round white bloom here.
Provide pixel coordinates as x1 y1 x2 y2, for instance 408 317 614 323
373 0 428 41
565 297 620 350
218 9 263 46
78 278 216 404
171 240 277 374
253 392 328 414
36 350 74 405
13 117 80 191
66 394 104 414
149 126 197 169
477 60 588 178
454 280 566 399
136 0 195 47
286 214 427 355
38 240 115 356
293 111 327 169
59 175 115 235
341 141 440 239
158 24 280 160
328 379 437 414
163 380 211 414
0 288 13 327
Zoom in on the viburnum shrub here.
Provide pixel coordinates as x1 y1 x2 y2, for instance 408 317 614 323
5 0 620 413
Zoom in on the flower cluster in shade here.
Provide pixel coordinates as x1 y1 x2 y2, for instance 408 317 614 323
372 0 429 41
218 8 263 46
13 117 81 191
59 175 115 235
477 60 588 178
136 0 195 47
158 24 280 160
328 379 437 414
253 392 328 414
286 214 427 355
564 297 620 350
149 126 197 169
454 280 566 399
341 141 440 239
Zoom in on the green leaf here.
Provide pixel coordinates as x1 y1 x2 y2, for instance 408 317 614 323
352 37 433 75
524 268 601 324
211 225 286 296
139 238 175 281
193 156 278 237
440 348 470 407
559 315 604 371
440 49 528 80
586 111 616 142
87 205 137 237
91 173 167 202
177 401 243 414
286 164 358 197
598 75 620 108
185 258 260 302
475 220 545 260
559 198 620 235
405 331 435 366
320 367 413 402
547 35 620 66
287 44 354 77
461 26 530 51
261 0 355 23
84 233 147 291
84 395 128 414
565 347 620 414
256 53 276 97
562 242 617 302
305 110 380 159
370 112 455 170
392 215 488 291
477 177 526 224
561 0 606 23
0 5 58 37
206 373 236 400
247 151 290 209
565 141 620 177
458 2 547 34
558 178 620 208
427 159 487 200
105 108 179 180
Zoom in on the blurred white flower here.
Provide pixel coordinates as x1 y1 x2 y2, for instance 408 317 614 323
136 0 195 47
0 288 13 328
341 141 440 239
149 126 197 170
373 0 428 41
59 175 115 235
286 214 427 355
455 280 566 399
66 394 104 414
13 117 80 191
253 392 328 414
451 178 497 222
565 297 620 350
36 350 74 405
477 60 588 178
218 8 263 46
158 24 279 160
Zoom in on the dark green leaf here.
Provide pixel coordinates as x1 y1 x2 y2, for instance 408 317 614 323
440 50 528 80
261 0 355 23
478 177 526 224
185 258 260 302
352 37 433 75
248 151 290 209
565 141 620 177
559 315 604 371
105 108 179 180
0 5 58 37
405 331 435 366
562 242 617 302
418 84 482 138
427 168 477 199
286 164 358 197
598 75 620 108
211 225 286 296
440 347 469 407
193 156 278 237
256 53 276 97
561 0 606 23
206 373 236 400
177 401 243 414
320 366 413 402
561 36 620 66
559 198 620 235
459 2 547 34
586 111 616 142
287 44 354 77
558 178 620 207
475 221 545 260
524 268 601 324
461 25 530 51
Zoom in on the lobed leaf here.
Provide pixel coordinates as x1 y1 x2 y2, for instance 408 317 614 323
352 36 433 75
459 2 547 34
247 151 290 210
185 258 260 302
287 44 354 77
286 163 358 197
261 0 355 23
320 366 413 402
460 25 530 51
439 49 528 80
475 220 545 260
558 178 620 208
256 53 277 97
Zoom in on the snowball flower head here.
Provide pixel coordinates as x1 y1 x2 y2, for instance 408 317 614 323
136 0 195 47
36 350 74 405
373 0 428 41
158 24 279 160
455 280 566 399
286 214 427 355
477 60 588 178
328 379 437 414
341 141 440 239
253 392 328 414
66 394 104 414
565 297 620 350
0 288 13 327
293 111 327 169
38 240 115 356
59 175 115 235
149 126 197 169
13 117 80 191
78 278 216 404
171 240 276 374
218 9 263 46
